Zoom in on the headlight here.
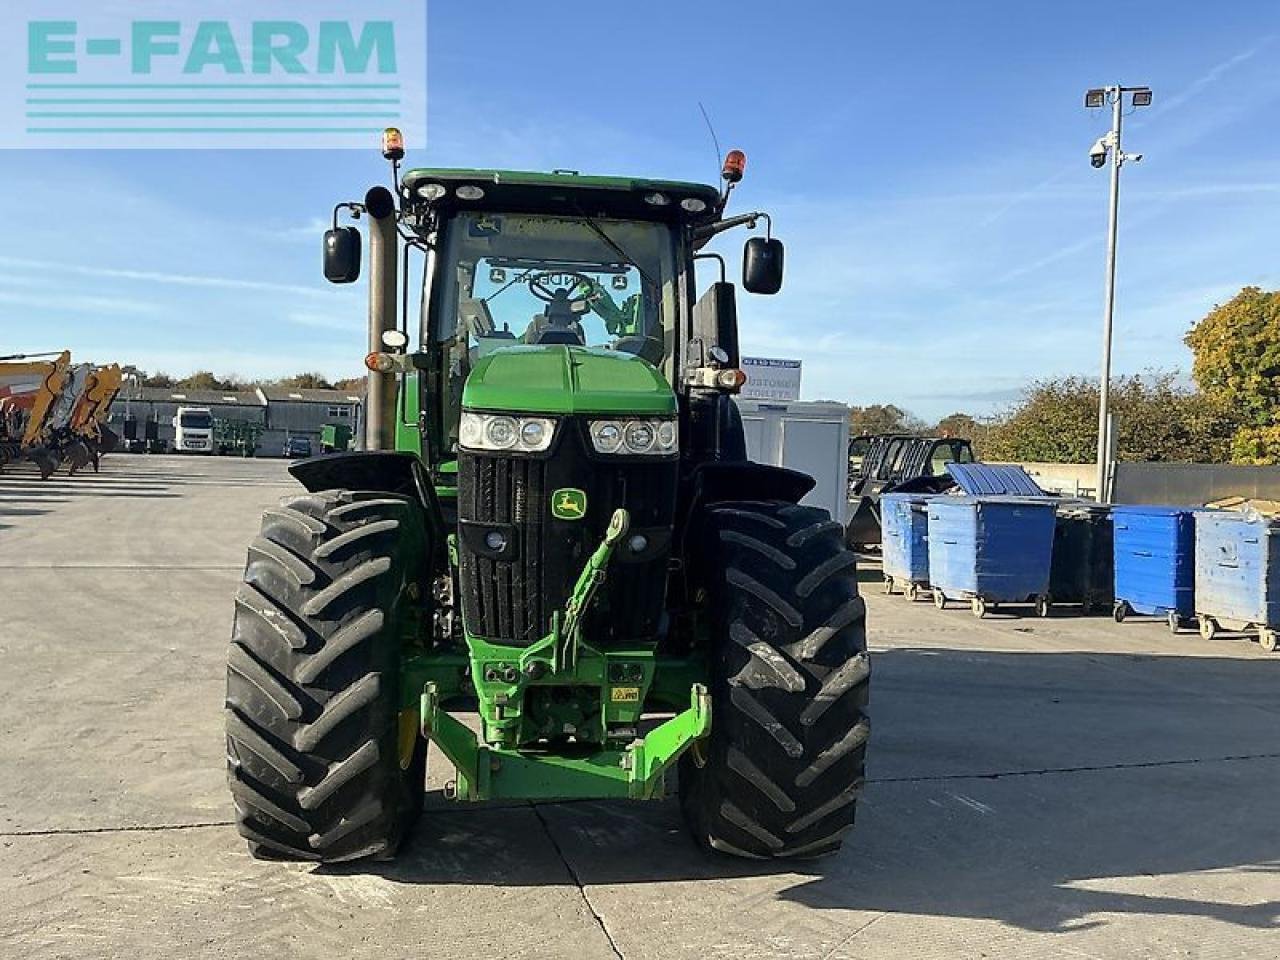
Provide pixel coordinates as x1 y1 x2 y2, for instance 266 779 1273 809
589 420 623 454
460 412 556 453
589 418 677 456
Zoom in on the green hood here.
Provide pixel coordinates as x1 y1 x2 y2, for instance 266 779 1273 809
462 346 676 416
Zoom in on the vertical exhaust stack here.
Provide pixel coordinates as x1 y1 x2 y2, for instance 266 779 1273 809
365 185 399 451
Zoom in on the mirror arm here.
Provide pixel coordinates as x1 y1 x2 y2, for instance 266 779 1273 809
332 201 364 230
691 210 768 246
693 252 727 284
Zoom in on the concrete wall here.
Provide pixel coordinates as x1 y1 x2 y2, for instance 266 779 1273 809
993 460 1280 506
1112 463 1280 506
992 462 1098 498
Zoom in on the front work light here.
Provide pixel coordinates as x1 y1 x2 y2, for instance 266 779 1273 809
1131 88 1152 107
588 418 677 456
1084 88 1107 108
459 412 555 453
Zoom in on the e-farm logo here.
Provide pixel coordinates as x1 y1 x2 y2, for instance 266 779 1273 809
1 1 426 149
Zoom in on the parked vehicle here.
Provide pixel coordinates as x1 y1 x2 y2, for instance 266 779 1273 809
283 436 312 458
320 422 352 453
847 434 976 547
172 406 214 454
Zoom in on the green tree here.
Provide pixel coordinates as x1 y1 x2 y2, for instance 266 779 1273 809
984 373 1238 464
934 412 978 437
177 370 224 391
1184 285 1280 463
333 375 367 392
278 371 336 390
848 404 926 436
140 370 175 388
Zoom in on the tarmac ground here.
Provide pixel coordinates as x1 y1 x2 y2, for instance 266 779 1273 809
1 455 1277 959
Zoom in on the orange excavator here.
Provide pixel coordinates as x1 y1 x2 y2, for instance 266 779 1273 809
0 351 72 478
63 364 123 474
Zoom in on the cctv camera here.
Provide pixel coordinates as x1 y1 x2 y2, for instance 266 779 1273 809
1089 136 1109 168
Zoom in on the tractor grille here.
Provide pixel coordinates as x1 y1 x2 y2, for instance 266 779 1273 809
457 421 676 646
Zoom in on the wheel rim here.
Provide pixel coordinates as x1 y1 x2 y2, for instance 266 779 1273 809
1260 631 1277 653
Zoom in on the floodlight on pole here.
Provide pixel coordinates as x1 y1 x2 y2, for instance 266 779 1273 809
1085 83 1151 502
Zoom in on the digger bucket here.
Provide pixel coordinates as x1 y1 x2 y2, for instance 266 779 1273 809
98 424 119 455
65 440 92 476
845 495 883 549
31 448 60 480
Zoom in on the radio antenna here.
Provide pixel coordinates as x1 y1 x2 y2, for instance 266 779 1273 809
697 101 723 181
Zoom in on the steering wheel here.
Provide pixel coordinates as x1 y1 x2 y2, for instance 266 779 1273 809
527 270 594 309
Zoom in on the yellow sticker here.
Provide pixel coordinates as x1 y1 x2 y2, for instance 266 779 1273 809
610 687 640 703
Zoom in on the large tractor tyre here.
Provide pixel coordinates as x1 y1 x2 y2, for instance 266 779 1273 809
680 501 870 859
225 489 429 863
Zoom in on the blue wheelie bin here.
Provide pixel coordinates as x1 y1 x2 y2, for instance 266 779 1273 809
1193 510 1280 651
880 492 931 600
927 496 1058 618
1111 505 1196 632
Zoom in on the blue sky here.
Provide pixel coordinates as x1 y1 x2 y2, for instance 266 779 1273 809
2 1 1278 420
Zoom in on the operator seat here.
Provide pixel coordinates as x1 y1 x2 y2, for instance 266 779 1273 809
522 288 586 345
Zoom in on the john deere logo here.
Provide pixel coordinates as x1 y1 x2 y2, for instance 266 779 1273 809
551 488 587 520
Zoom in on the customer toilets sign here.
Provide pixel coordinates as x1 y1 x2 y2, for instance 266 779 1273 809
3 1 426 148
741 357 802 401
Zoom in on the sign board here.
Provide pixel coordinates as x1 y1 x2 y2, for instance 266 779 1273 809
740 356 801 401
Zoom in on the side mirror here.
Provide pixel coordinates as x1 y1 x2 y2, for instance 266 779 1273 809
742 236 784 294
323 226 361 284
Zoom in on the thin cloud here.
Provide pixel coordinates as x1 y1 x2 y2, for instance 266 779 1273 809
0 255 333 299
0 289 162 316
285 311 362 332
1156 37 1276 115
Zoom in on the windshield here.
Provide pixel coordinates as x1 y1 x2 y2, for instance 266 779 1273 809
931 439 975 475
432 213 678 359
180 412 212 429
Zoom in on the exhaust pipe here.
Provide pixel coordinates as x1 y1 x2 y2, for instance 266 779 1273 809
365 186 398 451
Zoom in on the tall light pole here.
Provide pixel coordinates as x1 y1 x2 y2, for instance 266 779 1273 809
1085 84 1150 502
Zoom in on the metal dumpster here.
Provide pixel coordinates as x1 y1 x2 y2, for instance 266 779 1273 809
1050 502 1114 614
1111 505 1195 631
927 496 1058 618
880 492 931 599
1194 511 1280 651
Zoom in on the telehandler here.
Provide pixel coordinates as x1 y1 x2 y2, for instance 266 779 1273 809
226 134 870 862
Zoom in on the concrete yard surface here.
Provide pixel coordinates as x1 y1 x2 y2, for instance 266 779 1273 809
1 455 1277 959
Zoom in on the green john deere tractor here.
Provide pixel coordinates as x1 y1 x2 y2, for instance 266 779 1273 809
225 138 870 862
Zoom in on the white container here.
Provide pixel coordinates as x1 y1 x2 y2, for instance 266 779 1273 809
737 399 850 523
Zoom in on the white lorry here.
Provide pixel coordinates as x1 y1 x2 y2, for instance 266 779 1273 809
172 405 214 454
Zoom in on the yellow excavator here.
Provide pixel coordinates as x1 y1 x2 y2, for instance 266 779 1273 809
0 350 72 478
63 364 123 474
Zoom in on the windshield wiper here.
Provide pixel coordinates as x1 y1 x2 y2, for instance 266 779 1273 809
574 209 660 292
